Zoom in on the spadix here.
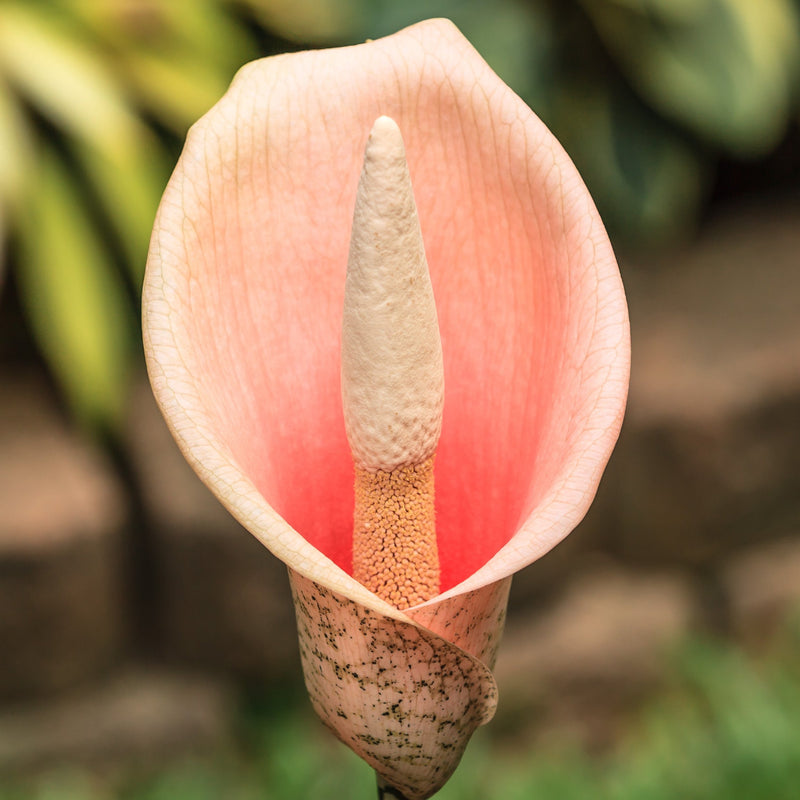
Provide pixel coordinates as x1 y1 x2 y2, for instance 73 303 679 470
343 116 443 610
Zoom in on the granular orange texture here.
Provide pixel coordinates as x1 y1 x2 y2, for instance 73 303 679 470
352 457 439 609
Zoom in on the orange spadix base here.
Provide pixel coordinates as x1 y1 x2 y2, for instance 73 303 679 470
352 457 439 609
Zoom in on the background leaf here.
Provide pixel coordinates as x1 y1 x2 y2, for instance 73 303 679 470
15 145 135 429
0 78 33 216
0 2 141 151
114 47 236 134
350 0 555 107
550 78 707 243
579 0 800 155
73 131 169 286
61 0 254 134
237 0 362 42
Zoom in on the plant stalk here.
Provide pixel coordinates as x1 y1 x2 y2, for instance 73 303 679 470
376 773 413 800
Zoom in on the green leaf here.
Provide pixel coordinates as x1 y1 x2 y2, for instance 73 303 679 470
236 0 363 42
145 0 255 70
0 2 142 153
0 204 5 292
596 0 708 23
580 0 800 155
351 0 555 107
550 79 707 244
117 47 235 134
15 145 135 429
73 130 168 285
57 0 254 132
0 78 33 214
55 0 252 68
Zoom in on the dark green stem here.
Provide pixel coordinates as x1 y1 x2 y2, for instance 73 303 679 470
376 773 413 800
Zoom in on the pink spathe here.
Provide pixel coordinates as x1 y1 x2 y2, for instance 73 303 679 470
143 18 629 800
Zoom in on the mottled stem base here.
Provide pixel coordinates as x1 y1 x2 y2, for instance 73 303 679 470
377 773 413 800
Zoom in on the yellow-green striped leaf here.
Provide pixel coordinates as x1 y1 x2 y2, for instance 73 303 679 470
0 2 142 154
16 145 135 429
74 131 168 286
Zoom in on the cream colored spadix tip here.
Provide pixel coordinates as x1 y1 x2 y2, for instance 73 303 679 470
364 115 404 160
341 116 444 473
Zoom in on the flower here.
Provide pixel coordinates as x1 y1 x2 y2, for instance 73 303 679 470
143 18 630 800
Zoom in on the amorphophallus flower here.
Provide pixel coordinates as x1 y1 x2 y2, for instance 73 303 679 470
143 18 630 800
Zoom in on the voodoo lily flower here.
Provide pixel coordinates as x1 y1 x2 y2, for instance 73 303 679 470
143 18 629 800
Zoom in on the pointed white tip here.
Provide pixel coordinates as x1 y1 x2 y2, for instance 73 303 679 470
366 115 403 153
341 118 444 472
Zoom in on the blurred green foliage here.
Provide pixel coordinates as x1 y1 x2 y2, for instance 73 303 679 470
4 621 800 799
0 0 257 428
1 0 799 427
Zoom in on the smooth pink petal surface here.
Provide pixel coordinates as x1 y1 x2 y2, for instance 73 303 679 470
144 18 629 602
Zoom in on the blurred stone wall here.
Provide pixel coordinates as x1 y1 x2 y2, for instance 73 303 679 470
1 200 799 764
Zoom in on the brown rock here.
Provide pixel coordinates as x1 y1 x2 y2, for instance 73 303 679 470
578 202 800 568
0 375 126 700
722 535 800 647
0 667 233 772
495 565 695 749
126 380 299 679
